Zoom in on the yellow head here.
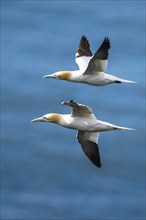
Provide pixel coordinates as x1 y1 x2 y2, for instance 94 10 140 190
43 71 72 80
57 71 72 80
31 113 62 124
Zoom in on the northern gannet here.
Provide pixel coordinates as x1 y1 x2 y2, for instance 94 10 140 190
31 100 134 168
43 36 136 86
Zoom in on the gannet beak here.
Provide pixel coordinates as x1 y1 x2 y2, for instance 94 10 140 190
43 74 57 79
31 117 45 122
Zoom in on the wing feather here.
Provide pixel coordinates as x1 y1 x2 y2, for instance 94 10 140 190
83 37 110 74
62 100 96 118
75 36 92 71
76 35 93 58
77 131 101 168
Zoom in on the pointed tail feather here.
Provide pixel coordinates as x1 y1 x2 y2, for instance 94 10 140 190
114 126 135 131
119 79 137 83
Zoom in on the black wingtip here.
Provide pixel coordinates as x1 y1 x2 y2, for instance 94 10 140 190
95 163 102 168
81 35 87 40
103 36 110 49
89 159 102 168
70 99 76 104
92 158 102 168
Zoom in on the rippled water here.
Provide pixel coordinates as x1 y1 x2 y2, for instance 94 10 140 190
1 1 145 219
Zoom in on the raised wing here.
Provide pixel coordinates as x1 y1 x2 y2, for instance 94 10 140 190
83 37 110 74
77 131 101 168
93 37 110 60
76 35 93 58
62 100 96 118
75 36 93 71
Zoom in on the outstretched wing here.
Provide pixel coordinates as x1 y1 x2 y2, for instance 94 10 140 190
62 100 96 118
75 36 93 71
77 131 101 168
83 37 110 74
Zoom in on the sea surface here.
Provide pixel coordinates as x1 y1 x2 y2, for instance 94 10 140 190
1 1 145 219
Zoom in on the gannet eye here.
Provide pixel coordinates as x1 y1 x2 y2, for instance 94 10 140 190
43 116 48 120
54 74 59 78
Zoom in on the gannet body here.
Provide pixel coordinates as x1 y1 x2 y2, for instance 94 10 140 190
43 36 136 86
31 100 134 168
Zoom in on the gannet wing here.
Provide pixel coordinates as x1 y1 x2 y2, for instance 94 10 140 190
83 37 110 74
75 36 93 71
77 131 101 168
76 35 93 58
62 100 96 118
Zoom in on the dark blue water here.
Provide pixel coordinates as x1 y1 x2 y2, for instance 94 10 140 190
1 1 145 219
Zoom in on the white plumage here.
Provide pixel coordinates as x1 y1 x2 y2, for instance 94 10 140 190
43 36 136 86
31 100 134 168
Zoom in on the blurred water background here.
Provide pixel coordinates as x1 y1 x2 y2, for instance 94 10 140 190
1 1 145 219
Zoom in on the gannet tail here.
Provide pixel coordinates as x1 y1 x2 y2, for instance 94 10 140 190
114 126 135 131
118 78 137 83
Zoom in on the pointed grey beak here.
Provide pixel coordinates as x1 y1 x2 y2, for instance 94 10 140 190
31 117 45 122
43 74 57 79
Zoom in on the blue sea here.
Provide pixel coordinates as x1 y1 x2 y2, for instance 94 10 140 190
1 1 145 219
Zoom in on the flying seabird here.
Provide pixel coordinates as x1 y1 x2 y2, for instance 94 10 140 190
43 36 136 86
31 100 134 168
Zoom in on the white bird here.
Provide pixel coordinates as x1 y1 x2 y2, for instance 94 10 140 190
43 36 136 86
31 100 134 168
